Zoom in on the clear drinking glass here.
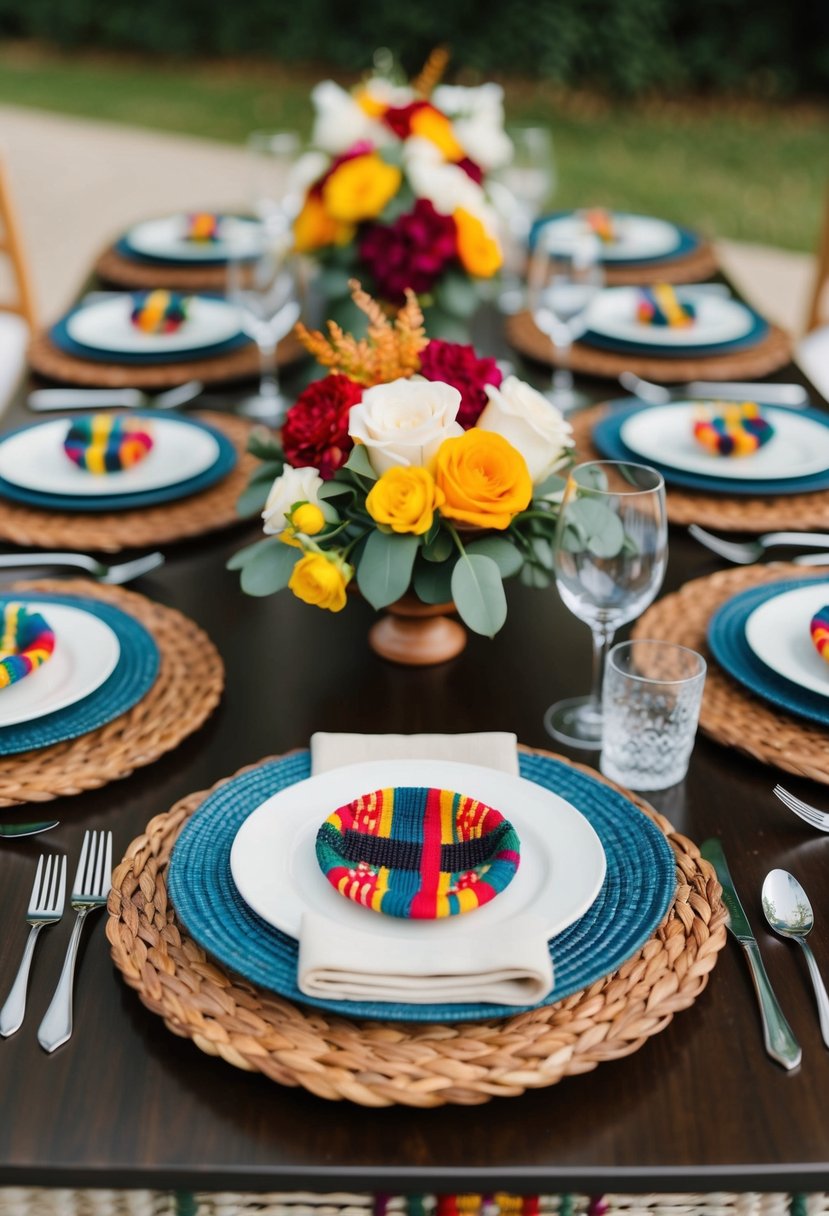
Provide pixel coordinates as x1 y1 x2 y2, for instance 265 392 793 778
600 640 707 790
546 460 668 749
248 130 303 227
528 231 604 413
492 125 556 314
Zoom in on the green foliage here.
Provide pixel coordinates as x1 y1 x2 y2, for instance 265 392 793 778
236 537 301 595
451 552 507 638
356 530 419 609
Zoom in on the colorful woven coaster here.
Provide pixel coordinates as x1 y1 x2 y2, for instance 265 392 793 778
186 212 221 243
64 414 154 474
0 603 55 689
130 289 189 335
693 402 774 458
811 606 829 663
316 786 521 920
636 284 696 328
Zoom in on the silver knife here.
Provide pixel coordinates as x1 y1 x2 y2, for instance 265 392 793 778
684 381 809 407
0 821 59 839
700 838 801 1070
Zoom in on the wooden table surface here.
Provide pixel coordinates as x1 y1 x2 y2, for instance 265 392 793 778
1 304 828 1194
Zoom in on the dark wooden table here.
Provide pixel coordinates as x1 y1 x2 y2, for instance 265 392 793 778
1 307 828 1195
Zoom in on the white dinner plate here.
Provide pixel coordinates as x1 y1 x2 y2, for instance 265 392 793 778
620 404 829 481
125 214 263 263
0 603 120 727
585 287 756 347
66 294 242 355
745 583 829 699
0 417 221 497
230 759 607 944
538 213 682 262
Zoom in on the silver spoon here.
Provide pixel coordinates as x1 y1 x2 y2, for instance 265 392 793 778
762 868 829 1049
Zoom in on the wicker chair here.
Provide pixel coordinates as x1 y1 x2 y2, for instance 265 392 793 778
798 186 829 401
0 154 35 412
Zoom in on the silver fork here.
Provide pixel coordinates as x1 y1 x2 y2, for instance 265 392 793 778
37 830 113 1053
773 785 829 833
0 854 66 1037
688 524 829 565
0 551 164 584
28 380 204 413
619 371 810 408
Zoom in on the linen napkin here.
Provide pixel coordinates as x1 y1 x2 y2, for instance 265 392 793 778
298 731 554 1006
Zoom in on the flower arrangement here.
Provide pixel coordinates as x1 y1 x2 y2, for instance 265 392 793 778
231 282 573 640
290 50 511 332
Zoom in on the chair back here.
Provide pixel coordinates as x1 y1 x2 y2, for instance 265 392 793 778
0 156 36 331
806 187 829 334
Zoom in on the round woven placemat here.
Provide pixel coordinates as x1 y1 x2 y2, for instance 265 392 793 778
95 244 240 293
106 745 726 1107
601 241 719 286
570 403 829 532
0 411 257 553
505 310 792 384
633 563 829 784
0 577 223 807
28 329 305 389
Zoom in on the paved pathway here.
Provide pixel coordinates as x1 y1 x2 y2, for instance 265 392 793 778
0 103 817 334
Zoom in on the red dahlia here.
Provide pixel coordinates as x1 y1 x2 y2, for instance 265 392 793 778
358 199 458 303
281 373 364 479
418 339 503 428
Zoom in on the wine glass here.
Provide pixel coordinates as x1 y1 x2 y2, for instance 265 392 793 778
545 460 668 749
492 125 556 314
248 130 303 228
528 230 604 413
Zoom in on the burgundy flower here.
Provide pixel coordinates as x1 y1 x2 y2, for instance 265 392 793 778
455 156 484 185
381 100 431 140
282 374 364 479
418 339 503 428
358 200 457 303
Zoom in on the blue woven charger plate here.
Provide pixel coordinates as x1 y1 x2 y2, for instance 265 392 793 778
708 578 829 730
529 211 700 266
592 400 829 497
167 750 677 1023
50 301 251 365
0 412 237 513
0 592 159 755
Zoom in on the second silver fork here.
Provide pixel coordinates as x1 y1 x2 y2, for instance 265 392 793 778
774 784 829 832
0 853 66 1037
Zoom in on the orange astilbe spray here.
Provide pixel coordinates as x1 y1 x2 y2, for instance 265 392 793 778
295 280 428 387
412 46 451 98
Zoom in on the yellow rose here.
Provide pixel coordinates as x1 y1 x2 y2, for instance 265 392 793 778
434 429 532 530
453 207 502 278
291 503 326 536
293 193 354 253
322 154 402 223
288 552 352 613
365 466 445 536
410 106 464 161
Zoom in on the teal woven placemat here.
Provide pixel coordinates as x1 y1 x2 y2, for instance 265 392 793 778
168 750 677 1023
0 592 159 755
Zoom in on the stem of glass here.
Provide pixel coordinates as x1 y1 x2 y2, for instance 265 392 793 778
589 619 616 712
551 328 573 396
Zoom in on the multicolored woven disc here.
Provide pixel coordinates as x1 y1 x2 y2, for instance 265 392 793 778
186 212 221 243
582 207 616 243
64 414 154 474
130 289 189 334
693 401 775 458
637 283 696 327
811 606 829 664
315 786 521 920
0 602 56 689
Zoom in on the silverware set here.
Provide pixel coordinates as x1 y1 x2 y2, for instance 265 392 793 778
0 830 113 1051
0 550 164 584
688 524 829 567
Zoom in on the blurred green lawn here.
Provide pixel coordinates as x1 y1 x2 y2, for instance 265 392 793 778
0 45 826 253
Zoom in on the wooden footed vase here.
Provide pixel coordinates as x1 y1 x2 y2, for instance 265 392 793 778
368 594 467 666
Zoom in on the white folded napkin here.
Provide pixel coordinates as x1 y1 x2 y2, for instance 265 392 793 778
298 731 554 1007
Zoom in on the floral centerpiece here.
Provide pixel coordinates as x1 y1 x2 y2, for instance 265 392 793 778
230 283 573 659
290 51 511 333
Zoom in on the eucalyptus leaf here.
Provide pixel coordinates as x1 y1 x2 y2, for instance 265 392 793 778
465 536 524 578
239 539 301 596
532 473 567 502
356 530 419 609
237 480 272 518
433 270 481 319
317 480 355 501
422 529 455 563
530 537 555 570
413 557 454 605
568 497 625 559
226 535 276 571
520 563 552 588
344 444 379 481
450 553 507 638
316 265 354 300
246 431 284 463
247 460 283 486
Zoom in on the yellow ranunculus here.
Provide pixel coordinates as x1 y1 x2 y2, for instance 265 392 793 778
453 208 502 278
434 429 532 530
365 466 445 536
293 193 354 253
288 552 352 612
291 503 326 536
322 153 402 223
410 106 464 161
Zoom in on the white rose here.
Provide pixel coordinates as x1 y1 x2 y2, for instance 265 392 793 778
262 465 324 535
403 142 496 231
310 81 389 155
478 377 574 483
348 378 463 475
431 83 513 171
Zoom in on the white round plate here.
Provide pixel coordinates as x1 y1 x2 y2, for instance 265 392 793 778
745 583 829 699
66 294 242 355
230 759 607 944
0 603 120 727
125 214 263 263
0 417 220 497
585 287 756 347
539 213 682 262
620 404 829 481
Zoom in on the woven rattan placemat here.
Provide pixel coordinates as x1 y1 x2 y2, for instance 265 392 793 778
506 311 792 383
634 563 829 784
106 745 726 1107
570 403 829 532
0 411 257 553
95 245 236 293
601 241 719 286
0 577 223 806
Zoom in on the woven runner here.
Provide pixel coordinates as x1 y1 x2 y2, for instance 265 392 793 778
600 240 719 286
570 403 829 532
505 311 792 383
633 563 829 784
0 578 223 806
0 411 258 553
106 745 726 1107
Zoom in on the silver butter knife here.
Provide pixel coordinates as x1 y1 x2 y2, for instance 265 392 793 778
27 381 204 413
700 838 801 1070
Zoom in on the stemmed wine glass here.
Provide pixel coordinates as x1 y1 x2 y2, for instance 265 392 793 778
545 460 668 749
492 125 556 314
248 130 303 227
528 230 604 413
